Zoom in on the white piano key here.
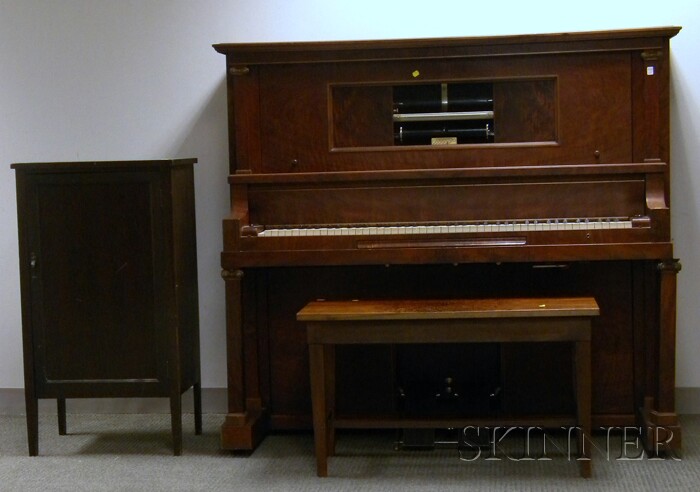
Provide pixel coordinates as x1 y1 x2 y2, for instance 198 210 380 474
255 216 635 238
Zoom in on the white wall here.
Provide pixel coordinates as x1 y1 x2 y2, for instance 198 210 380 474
0 0 698 392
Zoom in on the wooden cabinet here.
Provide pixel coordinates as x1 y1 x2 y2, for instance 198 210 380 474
12 159 201 455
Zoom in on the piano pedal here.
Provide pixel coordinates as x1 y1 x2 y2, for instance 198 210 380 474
396 427 490 450
489 386 502 412
395 428 437 450
459 425 492 450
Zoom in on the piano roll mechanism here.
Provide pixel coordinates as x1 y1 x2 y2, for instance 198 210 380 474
214 27 682 453
393 82 495 145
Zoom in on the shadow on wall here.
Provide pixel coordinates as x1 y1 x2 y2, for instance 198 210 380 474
172 75 231 390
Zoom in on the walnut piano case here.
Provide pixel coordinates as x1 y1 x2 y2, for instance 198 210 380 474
214 28 681 453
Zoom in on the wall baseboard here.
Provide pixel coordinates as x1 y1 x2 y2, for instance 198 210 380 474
0 388 227 415
2 387 699 415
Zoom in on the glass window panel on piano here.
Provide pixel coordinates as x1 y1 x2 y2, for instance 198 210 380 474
393 82 494 145
331 78 556 149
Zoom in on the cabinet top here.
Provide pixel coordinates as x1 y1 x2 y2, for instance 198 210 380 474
11 159 197 172
213 26 681 65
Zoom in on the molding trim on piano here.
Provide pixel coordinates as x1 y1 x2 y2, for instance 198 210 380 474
229 66 250 76
221 269 244 280
0 388 228 416
658 258 682 273
641 50 664 61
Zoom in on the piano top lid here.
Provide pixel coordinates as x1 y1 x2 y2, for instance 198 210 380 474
213 26 681 65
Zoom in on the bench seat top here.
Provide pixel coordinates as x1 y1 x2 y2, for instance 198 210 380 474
297 297 599 322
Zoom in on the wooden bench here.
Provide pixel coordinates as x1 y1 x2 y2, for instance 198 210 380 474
297 297 599 478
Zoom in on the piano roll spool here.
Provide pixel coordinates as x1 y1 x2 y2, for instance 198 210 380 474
392 111 494 123
394 97 494 114
396 124 494 144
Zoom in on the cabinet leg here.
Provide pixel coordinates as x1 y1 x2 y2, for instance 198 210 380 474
170 396 183 456
25 394 38 456
193 382 202 435
57 398 67 435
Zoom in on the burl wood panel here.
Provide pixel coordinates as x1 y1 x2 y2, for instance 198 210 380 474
331 85 394 148
494 79 557 143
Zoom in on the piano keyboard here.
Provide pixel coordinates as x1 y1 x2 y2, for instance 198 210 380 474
257 218 634 237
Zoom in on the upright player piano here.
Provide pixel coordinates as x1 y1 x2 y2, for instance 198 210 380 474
214 27 682 452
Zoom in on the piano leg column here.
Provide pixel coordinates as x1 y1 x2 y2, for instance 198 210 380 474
642 259 682 456
220 268 267 451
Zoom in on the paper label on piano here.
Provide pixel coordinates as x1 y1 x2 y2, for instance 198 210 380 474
431 137 458 145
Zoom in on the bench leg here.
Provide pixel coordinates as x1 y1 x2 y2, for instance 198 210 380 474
309 343 330 477
575 339 592 478
25 393 38 456
325 346 336 457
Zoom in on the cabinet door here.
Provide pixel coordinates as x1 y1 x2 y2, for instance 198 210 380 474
25 171 169 397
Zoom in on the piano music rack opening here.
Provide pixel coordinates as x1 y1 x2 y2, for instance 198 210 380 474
331 78 556 149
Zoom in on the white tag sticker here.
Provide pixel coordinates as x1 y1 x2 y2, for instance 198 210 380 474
647 66 655 76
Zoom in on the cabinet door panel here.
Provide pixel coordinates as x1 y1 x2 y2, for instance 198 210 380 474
28 173 167 388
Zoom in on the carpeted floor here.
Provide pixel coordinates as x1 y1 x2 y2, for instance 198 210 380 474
1 413 699 491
